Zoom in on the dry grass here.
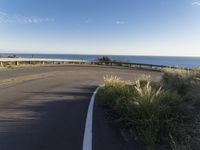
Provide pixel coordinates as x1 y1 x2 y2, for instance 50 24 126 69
97 70 200 149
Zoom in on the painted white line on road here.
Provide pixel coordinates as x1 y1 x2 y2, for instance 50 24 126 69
82 87 99 150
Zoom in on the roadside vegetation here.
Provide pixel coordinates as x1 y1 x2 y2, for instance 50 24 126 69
0 61 49 69
0 54 17 58
0 55 17 69
98 56 112 62
97 68 200 149
1 62 16 69
95 56 113 65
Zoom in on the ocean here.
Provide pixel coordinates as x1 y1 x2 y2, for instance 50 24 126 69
1 53 200 69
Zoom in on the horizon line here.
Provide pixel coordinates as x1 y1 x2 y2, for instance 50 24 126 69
1 51 200 58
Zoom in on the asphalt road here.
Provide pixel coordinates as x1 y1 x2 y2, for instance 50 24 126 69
0 66 161 150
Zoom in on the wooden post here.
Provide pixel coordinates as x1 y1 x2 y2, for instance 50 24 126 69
15 61 19 65
0 61 3 67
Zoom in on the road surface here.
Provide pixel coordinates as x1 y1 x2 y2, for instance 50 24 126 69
0 66 161 150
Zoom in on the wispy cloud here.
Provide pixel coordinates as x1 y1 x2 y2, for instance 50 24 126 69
0 11 54 24
192 1 200 6
84 19 91 24
116 20 126 25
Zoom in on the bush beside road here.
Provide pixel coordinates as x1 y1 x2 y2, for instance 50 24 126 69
97 68 200 149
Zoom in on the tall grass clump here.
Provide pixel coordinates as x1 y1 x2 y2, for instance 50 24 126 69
97 74 195 149
98 75 135 107
3 62 15 69
161 68 200 149
131 81 191 149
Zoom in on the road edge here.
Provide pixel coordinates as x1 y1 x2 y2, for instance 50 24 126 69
82 87 100 150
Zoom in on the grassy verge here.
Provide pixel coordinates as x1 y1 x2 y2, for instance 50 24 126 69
0 62 52 69
97 69 200 149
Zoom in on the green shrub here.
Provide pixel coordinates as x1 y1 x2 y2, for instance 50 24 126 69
162 73 188 95
97 75 194 149
2 62 16 68
98 56 111 62
7 54 17 58
161 68 200 95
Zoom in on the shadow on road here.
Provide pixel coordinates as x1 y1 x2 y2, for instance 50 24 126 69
0 85 96 150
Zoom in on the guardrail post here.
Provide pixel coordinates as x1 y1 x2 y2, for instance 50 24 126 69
15 61 19 65
0 61 3 67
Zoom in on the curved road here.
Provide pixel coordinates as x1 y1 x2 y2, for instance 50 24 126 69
0 66 161 150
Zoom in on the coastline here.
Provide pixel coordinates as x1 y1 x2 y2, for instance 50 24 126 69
1 54 200 68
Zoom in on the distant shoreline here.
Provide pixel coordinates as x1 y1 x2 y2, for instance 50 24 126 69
1 53 199 68
1 52 200 58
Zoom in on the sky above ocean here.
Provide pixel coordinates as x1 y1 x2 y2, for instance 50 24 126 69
0 0 200 56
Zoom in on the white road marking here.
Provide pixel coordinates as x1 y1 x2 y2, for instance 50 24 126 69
82 87 99 150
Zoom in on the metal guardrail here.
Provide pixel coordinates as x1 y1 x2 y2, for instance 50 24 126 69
91 61 191 70
0 58 192 70
0 58 86 66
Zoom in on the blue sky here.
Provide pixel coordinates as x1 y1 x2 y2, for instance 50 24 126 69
0 0 200 56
